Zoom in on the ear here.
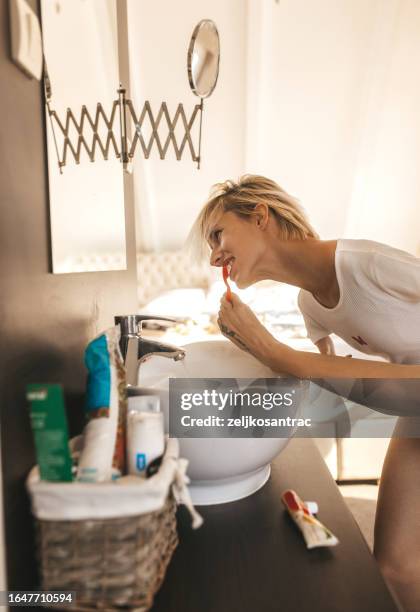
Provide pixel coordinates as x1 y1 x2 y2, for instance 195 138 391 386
254 203 270 229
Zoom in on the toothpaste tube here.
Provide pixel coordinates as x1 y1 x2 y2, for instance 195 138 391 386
77 326 127 482
281 489 339 549
27 384 73 482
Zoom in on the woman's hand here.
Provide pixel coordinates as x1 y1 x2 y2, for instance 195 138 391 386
217 292 275 361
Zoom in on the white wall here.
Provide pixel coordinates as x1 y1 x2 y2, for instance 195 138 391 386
344 0 420 255
246 0 381 240
246 0 420 253
127 0 246 251
128 0 420 254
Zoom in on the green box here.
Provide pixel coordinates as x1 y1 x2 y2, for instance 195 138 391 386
27 383 73 482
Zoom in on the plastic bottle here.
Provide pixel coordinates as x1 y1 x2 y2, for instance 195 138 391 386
126 395 164 477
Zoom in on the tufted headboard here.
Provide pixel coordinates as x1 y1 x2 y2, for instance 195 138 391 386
136 250 215 307
60 250 215 307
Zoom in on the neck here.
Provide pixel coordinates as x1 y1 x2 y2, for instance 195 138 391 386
257 238 339 306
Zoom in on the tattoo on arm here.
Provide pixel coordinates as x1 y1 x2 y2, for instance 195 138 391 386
220 324 251 353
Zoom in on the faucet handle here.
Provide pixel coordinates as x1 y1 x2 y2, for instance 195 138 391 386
115 314 178 335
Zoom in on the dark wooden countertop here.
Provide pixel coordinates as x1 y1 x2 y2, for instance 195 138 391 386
151 438 398 612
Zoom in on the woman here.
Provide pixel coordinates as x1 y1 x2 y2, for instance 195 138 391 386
191 175 420 611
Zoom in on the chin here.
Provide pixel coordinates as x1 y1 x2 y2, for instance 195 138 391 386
235 277 252 290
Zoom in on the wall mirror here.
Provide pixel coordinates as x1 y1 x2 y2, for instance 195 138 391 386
41 0 127 274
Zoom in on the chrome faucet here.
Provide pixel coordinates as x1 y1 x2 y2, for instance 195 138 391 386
115 314 186 386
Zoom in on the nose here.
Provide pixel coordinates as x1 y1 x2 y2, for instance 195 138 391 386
210 246 224 267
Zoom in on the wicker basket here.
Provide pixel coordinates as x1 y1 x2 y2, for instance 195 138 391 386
36 495 178 611
28 438 202 610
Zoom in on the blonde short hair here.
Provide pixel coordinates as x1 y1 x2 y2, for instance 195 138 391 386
189 174 319 258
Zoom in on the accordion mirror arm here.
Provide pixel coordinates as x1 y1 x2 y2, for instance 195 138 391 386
42 19 220 173
118 86 130 172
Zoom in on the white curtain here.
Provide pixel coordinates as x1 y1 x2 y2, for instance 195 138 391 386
246 0 420 255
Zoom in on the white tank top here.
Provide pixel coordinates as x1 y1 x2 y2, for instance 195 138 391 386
298 239 420 364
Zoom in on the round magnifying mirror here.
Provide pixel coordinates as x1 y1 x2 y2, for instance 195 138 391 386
187 20 220 99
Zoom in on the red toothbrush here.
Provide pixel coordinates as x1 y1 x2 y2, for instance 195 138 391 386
222 264 232 302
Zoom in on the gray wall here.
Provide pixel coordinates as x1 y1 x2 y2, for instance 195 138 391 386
0 1 138 588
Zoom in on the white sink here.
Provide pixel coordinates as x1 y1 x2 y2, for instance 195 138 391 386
138 340 295 505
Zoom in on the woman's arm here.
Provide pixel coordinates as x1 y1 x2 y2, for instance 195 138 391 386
218 293 420 379
218 295 420 416
258 335 420 379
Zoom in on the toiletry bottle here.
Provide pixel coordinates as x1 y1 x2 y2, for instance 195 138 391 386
127 395 164 477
